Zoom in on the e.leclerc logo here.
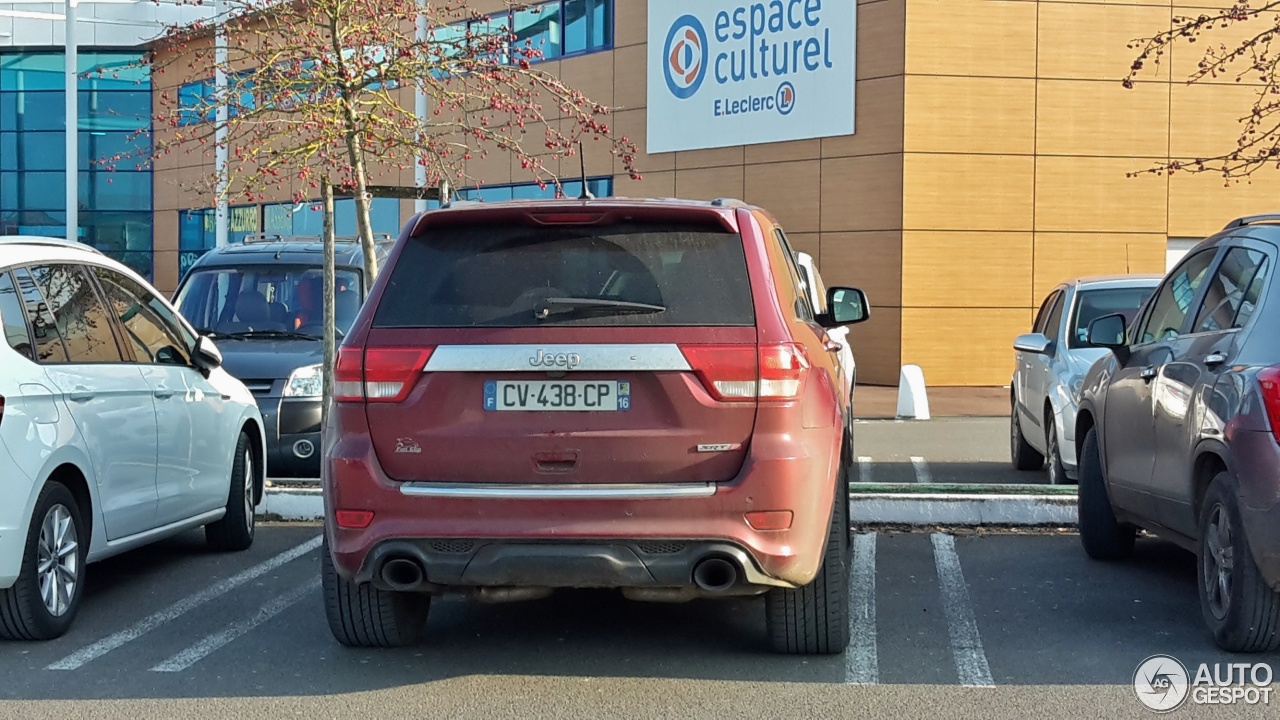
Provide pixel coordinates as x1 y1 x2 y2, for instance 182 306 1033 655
663 15 708 100
662 1 836 118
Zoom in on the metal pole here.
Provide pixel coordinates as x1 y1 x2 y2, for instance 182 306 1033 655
214 0 229 246
414 0 428 213
64 0 77 241
320 180 335 435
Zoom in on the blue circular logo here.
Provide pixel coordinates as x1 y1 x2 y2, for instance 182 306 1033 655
663 14 708 100
776 82 796 115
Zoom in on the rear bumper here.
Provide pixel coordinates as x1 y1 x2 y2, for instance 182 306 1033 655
1234 430 1280 590
354 537 786 593
1240 502 1280 591
0 527 22 589
322 424 843 591
0 447 31 589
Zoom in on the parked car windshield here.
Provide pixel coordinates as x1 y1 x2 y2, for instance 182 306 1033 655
372 221 756 328
174 265 364 337
1069 286 1156 348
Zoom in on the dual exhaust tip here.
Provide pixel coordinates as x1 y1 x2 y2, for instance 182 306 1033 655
379 554 743 595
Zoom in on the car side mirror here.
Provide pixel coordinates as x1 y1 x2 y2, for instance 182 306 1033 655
1087 314 1130 360
1013 333 1052 355
156 345 186 366
192 335 223 372
819 286 870 327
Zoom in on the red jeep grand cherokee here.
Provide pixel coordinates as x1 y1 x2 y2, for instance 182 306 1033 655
320 197 870 654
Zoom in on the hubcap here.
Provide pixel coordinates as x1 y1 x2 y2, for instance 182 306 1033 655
37 504 79 618
1203 503 1234 621
243 449 255 533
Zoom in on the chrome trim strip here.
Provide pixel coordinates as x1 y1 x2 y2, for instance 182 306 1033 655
424 344 693 372
397 482 716 499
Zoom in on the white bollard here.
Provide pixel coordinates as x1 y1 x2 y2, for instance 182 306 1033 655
896 364 931 420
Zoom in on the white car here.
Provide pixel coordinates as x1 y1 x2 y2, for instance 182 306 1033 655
795 251 856 413
0 236 265 641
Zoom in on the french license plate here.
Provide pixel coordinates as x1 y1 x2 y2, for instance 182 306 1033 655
484 380 631 411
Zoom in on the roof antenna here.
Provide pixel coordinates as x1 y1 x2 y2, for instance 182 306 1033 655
577 141 594 200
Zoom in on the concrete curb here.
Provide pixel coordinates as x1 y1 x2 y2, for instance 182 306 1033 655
259 486 324 521
258 486 1080 527
851 493 1077 526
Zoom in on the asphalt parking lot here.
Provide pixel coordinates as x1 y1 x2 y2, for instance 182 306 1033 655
2 522 1275 719
854 417 1043 486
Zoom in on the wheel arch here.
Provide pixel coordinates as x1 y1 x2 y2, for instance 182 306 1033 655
238 415 266 505
42 463 94 544
1074 405 1097 462
1192 442 1233 521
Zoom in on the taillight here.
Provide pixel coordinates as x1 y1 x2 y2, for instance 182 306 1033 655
757 343 810 399
680 343 810 402
1260 366 1280 444
0 394 5 427
333 346 434 403
334 347 364 402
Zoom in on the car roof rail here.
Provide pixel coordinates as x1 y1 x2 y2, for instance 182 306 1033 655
239 233 395 246
1222 213 1280 230
0 236 104 255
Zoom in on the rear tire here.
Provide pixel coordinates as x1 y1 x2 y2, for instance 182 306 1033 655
0 482 88 641
321 537 430 648
765 459 850 655
1011 400 1044 471
206 431 256 552
1197 472 1280 653
1077 427 1135 561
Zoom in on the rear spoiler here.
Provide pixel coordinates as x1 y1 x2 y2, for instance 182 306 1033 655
409 204 741 236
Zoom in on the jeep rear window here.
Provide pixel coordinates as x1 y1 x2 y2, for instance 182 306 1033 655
373 221 756 328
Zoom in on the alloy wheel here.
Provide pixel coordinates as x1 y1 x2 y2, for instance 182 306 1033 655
243 448 255 533
1047 423 1062 484
1203 503 1234 621
37 504 79 618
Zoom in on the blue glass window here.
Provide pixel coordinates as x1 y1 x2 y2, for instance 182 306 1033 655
0 53 66 91
84 172 151 211
456 176 612 202
512 5 561 62
0 90 66 131
78 53 150 91
267 197 402 237
436 0 611 67
0 171 65 211
177 80 213 126
79 90 151 132
80 210 154 276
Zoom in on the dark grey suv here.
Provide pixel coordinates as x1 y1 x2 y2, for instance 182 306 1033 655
172 234 392 479
1075 213 1280 652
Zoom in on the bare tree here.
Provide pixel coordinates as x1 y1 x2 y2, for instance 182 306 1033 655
1126 3 1280 182
110 0 641 276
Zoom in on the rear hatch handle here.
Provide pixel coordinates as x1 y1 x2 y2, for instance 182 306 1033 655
533 451 580 474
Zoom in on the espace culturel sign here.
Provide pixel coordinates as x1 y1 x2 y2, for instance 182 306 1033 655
646 0 856 153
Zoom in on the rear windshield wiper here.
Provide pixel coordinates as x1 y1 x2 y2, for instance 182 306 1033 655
534 297 666 321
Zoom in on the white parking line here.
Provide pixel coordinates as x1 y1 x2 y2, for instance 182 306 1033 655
857 456 873 484
151 577 321 673
48 535 323 671
910 457 931 484
930 533 994 688
845 532 878 685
